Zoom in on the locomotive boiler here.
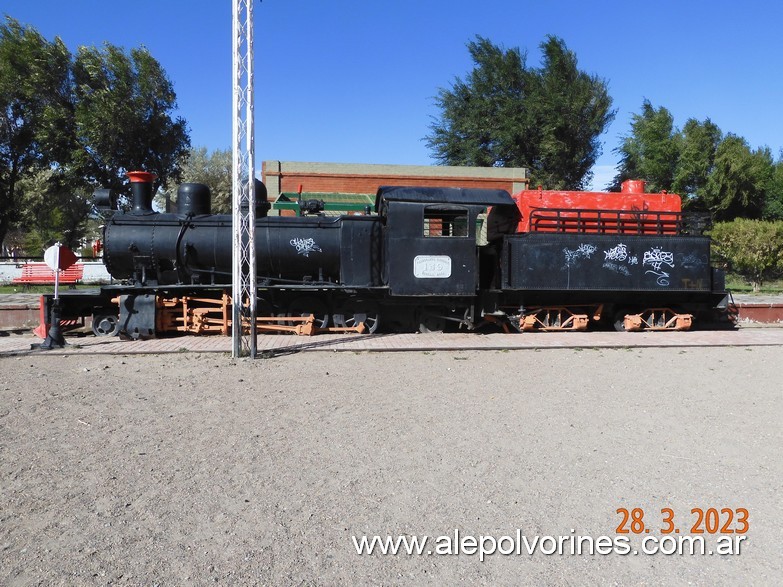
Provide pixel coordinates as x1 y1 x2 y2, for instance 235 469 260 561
100 171 377 288
44 171 731 339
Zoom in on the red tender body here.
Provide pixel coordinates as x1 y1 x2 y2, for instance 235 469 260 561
511 180 682 235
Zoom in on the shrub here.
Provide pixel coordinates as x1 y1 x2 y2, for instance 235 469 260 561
710 219 783 292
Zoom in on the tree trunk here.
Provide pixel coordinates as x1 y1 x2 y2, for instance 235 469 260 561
0 214 9 256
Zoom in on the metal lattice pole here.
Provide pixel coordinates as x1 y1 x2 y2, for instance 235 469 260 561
232 0 257 357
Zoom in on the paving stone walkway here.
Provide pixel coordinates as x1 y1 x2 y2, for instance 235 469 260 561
1 324 781 356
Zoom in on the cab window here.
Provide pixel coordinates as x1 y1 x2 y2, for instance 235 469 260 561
423 206 469 237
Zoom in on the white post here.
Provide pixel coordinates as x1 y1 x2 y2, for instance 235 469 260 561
231 0 257 358
53 242 61 300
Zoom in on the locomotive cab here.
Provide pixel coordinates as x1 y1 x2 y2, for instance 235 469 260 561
376 186 516 296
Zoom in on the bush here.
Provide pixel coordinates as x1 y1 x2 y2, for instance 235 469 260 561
21 232 46 258
710 219 783 292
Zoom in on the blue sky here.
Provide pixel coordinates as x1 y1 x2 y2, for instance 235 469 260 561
4 0 783 190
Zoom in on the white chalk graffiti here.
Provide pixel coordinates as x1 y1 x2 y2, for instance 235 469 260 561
680 252 708 268
643 247 674 286
290 237 322 257
601 243 639 277
643 248 674 271
563 243 597 266
603 261 631 276
604 243 628 262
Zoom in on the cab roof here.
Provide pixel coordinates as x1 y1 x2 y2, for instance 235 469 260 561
375 186 515 210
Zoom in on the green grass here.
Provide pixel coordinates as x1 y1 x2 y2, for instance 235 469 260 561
0 284 102 294
725 273 783 294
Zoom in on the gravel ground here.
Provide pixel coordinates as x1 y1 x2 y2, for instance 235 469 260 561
1 347 781 586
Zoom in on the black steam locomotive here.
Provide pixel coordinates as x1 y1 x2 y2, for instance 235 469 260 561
44 172 730 338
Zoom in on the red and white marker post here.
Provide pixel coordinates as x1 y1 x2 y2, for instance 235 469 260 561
39 243 78 350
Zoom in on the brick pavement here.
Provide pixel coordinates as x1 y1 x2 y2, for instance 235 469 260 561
2 292 783 356
2 325 782 356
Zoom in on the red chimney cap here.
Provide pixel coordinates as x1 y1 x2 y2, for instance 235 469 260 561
126 171 158 183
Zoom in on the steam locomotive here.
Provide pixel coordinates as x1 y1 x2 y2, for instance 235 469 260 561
44 171 731 338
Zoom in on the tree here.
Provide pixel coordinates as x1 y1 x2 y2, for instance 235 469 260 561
710 219 783 291
611 100 680 193
703 135 773 220
16 168 91 252
672 118 722 208
761 155 783 221
0 18 191 252
530 37 615 189
71 43 191 195
426 37 532 169
0 17 72 250
157 147 232 213
611 101 783 221
426 35 614 190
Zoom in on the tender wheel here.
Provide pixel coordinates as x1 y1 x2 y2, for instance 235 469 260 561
333 300 380 333
92 314 119 337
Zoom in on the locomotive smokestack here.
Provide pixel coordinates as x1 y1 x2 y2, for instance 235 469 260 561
127 170 157 214
621 179 645 194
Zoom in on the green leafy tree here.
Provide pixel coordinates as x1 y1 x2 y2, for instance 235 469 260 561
0 18 191 252
672 118 722 208
703 135 773 220
157 147 232 213
761 156 783 220
612 102 782 221
0 16 72 250
16 168 91 252
426 37 532 168
710 219 783 291
426 35 614 190
71 43 191 195
530 37 615 189
611 100 680 193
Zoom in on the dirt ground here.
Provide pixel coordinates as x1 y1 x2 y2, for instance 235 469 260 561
1 346 781 586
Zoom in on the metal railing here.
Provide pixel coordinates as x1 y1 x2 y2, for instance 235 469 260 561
528 208 683 235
